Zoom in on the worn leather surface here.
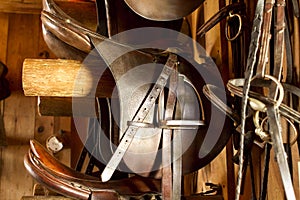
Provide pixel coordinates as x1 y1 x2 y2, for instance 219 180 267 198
24 140 162 199
124 0 204 21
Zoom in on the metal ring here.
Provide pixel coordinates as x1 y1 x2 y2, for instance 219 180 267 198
225 12 242 41
250 74 285 110
258 75 284 109
260 116 298 146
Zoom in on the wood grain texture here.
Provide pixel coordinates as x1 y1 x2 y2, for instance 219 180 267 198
38 97 98 117
196 1 229 200
0 145 35 199
3 92 36 145
7 14 40 91
3 14 40 144
0 0 97 17
22 59 115 97
196 148 228 199
34 114 54 145
0 13 9 63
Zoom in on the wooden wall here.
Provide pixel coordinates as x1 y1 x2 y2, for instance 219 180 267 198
0 1 72 200
0 0 299 200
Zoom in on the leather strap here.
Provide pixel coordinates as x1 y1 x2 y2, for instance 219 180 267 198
227 77 296 199
161 59 178 200
227 78 300 123
101 54 178 182
265 1 295 199
255 0 275 77
196 3 245 38
172 75 185 200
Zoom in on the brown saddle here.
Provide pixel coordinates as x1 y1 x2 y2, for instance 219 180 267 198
24 139 161 200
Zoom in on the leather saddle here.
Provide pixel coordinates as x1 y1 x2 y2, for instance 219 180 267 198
123 0 204 21
25 0 234 197
24 139 161 200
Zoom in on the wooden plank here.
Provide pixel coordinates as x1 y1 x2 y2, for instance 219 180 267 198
22 59 115 97
196 148 228 199
0 145 35 199
38 97 73 116
0 13 9 63
34 113 54 145
0 8 8 143
7 14 40 91
0 101 7 147
293 16 300 200
196 1 229 200
0 2 41 15
0 0 97 19
38 97 98 117
203 0 222 67
4 13 40 144
3 92 36 144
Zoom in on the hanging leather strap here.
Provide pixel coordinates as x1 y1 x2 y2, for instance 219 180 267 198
101 54 178 182
161 59 178 200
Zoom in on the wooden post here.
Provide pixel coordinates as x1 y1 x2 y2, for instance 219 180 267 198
22 59 115 98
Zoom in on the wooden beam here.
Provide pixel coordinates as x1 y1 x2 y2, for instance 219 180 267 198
38 97 98 117
22 59 115 98
0 0 96 16
0 2 41 15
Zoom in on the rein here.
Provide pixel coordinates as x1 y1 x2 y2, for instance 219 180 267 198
230 0 296 199
203 0 299 199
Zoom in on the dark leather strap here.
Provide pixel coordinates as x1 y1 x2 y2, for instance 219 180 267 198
196 3 245 38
